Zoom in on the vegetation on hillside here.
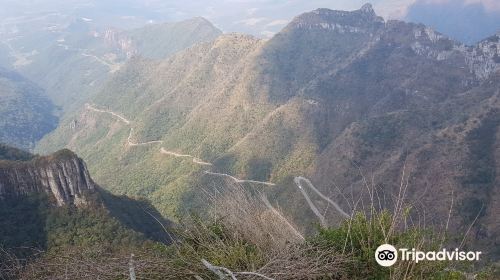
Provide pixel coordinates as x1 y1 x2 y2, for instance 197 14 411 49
0 144 34 161
0 193 146 255
0 68 57 150
34 5 500 265
2 181 497 280
127 17 222 59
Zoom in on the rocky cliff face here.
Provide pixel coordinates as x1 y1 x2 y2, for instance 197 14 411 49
0 149 96 207
287 4 500 82
288 4 384 33
102 28 138 59
465 33 500 80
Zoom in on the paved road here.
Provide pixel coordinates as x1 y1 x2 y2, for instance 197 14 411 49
56 44 120 72
204 171 276 186
294 177 327 226
294 176 350 223
160 147 212 166
127 128 163 146
86 103 131 124
86 103 277 185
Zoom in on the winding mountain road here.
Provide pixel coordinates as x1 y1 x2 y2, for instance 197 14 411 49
56 43 120 72
294 177 327 226
86 103 130 124
204 171 276 186
127 128 163 147
294 176 350 222
85 103 352 228
160 148 212 166
81 52 122 73
85 104 276 185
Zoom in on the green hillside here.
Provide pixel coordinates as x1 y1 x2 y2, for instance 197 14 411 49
0 68 57 150
37 5 500 260
0 144 34 161
127 17 222 59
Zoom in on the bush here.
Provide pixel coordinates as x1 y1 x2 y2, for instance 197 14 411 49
311 210 449 279
2 180 496 279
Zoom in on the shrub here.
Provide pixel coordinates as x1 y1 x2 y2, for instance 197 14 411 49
311 210 450 279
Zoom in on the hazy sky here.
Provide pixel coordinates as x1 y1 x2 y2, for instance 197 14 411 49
1 0 499 43
406 0 500 43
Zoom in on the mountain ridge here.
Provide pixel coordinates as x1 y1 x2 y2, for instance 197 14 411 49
288 4 383 32
36 5 500 258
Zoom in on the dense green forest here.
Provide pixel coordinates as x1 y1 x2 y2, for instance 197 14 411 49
0 68 57 150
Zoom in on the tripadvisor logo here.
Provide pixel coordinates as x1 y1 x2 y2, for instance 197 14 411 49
375 244 398 267
375 244 482 267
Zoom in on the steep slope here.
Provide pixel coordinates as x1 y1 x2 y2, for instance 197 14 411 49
126 17 223 59
0 145 169 258
0 149 96 206
37 4 500 257
0 144 34 161
0 67 58 150
37 33 266 216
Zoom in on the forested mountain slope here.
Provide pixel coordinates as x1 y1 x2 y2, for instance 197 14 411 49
37 4 500 258
0 68 57 150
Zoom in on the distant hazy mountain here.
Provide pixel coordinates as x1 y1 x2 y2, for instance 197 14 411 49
126 17 223 59
406 0 500 45
37 4 500 258
1 16 221 110
0 68 57 150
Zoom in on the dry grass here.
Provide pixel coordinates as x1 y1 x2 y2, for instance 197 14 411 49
254 244 352 280
203 180 304 254
2 167 495 279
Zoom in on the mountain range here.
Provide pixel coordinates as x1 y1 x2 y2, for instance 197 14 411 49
0 15 221 110
35 3 500 260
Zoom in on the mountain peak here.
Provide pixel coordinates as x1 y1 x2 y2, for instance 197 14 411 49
360 3 374 14
286 5 384 33
191 16 214 25
182 16 217 28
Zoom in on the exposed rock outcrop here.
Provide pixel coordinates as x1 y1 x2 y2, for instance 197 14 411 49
465 34 500 80
288 5 384 33
0 149 96 207
287 4 500 81
102 28 138 59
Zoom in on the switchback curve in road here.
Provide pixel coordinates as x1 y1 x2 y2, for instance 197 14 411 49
294 176 350 222
204 171 276 186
